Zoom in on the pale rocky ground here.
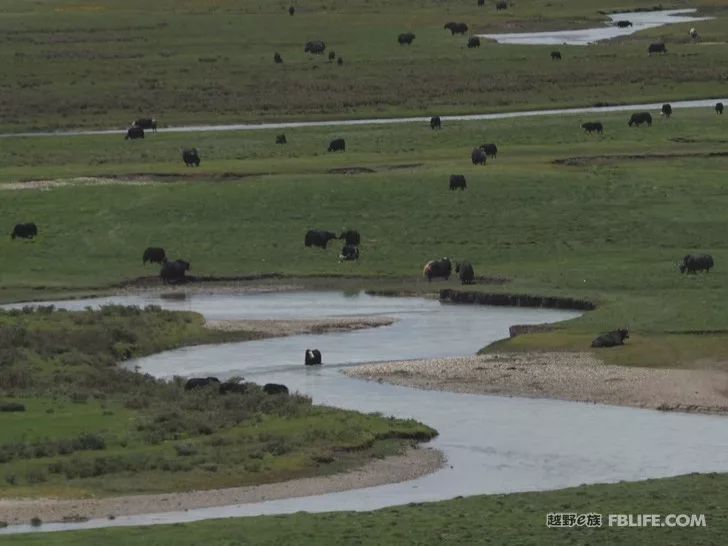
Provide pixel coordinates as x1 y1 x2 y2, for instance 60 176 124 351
0 448 443 525
204 316 395 337
344 352 728 415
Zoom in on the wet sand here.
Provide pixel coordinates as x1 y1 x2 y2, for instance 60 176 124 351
344 352 728 415
0 447 443 525
204 316 395 337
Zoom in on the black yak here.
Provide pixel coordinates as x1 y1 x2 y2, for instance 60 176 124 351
305 230 338 249
133 118 157 132
185 377 220 391
648 43 667 54
716 102 724 115
339 244 359 261
305 349 322 365
263 383 289 395
449 174 467 190
430 116 441 129
160 259 190 284
455 262 475 284
551 51 562 60
591 329 629 348
328 138 345 152
398 32 416 45
143 247 166 264
182 148 200 166
339 229 360 246
679 254 714 274
471 147 486 165
615 20 632 27
480 143 498 158
628 112 652 127
274 52 283 63
423 258 452 281
467 37 481 48
661 103 672 118
581 121 603 134
11 223 38 240
304 40 326 54
125 126 144 139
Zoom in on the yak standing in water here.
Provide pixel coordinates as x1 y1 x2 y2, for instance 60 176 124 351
305 349 322 365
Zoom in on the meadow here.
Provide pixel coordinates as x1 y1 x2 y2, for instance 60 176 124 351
1 0 727 131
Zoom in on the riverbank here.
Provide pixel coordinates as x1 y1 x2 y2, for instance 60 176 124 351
204 316 396 337
0 447 443 525
344 352 728 415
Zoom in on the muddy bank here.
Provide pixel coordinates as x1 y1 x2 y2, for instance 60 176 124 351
439 289 595 311
344 353 728 415
0 447 443 525
205 316 396 337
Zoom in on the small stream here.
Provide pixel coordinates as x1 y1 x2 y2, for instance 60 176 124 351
2 291 728 535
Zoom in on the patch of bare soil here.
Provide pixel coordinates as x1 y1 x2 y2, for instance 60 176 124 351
554 151 728 166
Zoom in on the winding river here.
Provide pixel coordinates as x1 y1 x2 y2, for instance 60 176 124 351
3 290 728 535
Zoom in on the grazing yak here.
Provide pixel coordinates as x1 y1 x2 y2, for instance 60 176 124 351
679 254 714 274
276 133 287 144
289 6 295 15
480 143 498 158
133 118 157 132
467 37 481 48
337 57 343 65
551 51 562 60
591 329 629 348
263 383 289 395
449 174 467 190
716 102 724 115
305 230 338 249
160 259 190 284
328 138 345 152
329 51 336 61
455 262 475 284
11 223 38 240
690 27 698 40
125 126 144 140
423 258 452 281
478 0 485 6
143 247 166 265
274 52 283 63
185 377 220 391
305 349 322 366
444 22 468 35
339 229 361 246
581 121 603 134
398 32 416 45
471 147 486 165
182 148 200 166
648 42 667 55
430 116 441 130
339 244 360 261
661 103 672 118
615 20 632 27
304 40 326 54
628 112 652 127
496 1 508 10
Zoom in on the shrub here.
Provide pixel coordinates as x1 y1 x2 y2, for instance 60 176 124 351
76 433 106 451
174 444 196 457
25 468 48 484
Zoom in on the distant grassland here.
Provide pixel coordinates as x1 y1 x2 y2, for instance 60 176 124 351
1 107 728 367
1 0 728 130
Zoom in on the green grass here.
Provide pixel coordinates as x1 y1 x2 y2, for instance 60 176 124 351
0 306 436 498
1 0 728 131
7 472 728 545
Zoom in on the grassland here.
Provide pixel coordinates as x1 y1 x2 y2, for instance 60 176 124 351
7 472 728 545
1 0 728 131
0 306 435 498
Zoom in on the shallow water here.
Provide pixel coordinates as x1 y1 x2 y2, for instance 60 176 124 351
479 9 712 45
3 291 728 535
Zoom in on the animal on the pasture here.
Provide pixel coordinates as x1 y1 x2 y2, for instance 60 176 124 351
276 134 287 144
143 247 166 265
337 56 343 65
160 259 190 284
679 254 714 274
398 32 416 45
289 6 295 15
219 379 249 395
628 112 652 127
551 51 562 60
11 223 38 240
689 27 698 40
182 148 200 166
125 126 144 140
480 143 498 158
455 262 475 285
133 118 157 132
591 329 629 348
423 258 452 281
328 51 336 61
339 229 361 246
339 244 360 261
263 383 289 395
661 103 672 118
328 138 346 152
467 37 481 48
478 0 485 6
274 52 283 63
444 22 468 35
430 116 441 130
305 230 338 249
615 20 632 27
496 0 508 10
716 102 724 115
304 40 326 54
449 174 467 190
648 42 667 55
305 349 322 366
184 377 220 391
471 147 486 165
581 121 603 134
